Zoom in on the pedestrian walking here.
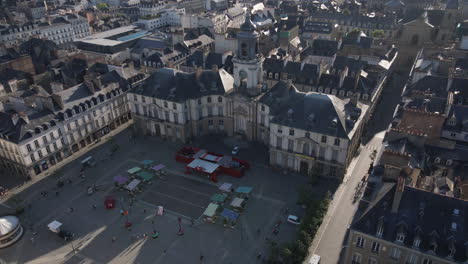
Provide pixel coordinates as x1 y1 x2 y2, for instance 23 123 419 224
30 237 34 243
55 191 59 196
92 204 97 210
143 208 147 214
190 218 195 227
257 253 262 259
143 233 147 239
112 236 116 243
69 207 74 213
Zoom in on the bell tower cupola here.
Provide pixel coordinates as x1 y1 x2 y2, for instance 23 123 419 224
233 11 264 96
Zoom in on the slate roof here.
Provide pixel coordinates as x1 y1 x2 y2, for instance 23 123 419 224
444 105 468 134
403 76 448 98
352 185 468 263
185 50 204 68
404 97 447 114
55 83 93 109
0 110 57 143
131 37 167 54
455 58 468 70
205 53 223 69
311 39 339 57
131 68 233 102
342 35 373 49
259 81 364 139
333 56 368 74
446 0 459 9
303 21 333 34
263 58 320 84
307 10 397 29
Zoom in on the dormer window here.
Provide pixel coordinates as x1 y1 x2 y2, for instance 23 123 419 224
453 209 460 215
446 159 453 166
396 232 405 243
451 222 457 230
430 241 437 252
377 226 383 236
448 118 456 126
435 157 441 164
413 237 421 248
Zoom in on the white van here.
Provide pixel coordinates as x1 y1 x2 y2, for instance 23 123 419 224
309 254 321 264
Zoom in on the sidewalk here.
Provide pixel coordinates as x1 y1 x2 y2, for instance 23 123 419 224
1 122 133 205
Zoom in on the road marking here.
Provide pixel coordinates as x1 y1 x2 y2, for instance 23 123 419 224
157 180 212 198
145 190 206 209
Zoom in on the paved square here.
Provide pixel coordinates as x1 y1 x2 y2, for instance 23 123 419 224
141 174 219 219
0 128 326 264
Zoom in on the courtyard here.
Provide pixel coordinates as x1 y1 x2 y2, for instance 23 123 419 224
0 128 334 264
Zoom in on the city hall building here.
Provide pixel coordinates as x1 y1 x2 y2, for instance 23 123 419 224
129 13 368 180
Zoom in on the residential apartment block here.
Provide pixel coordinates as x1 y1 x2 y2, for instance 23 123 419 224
345 179 467 264
0 69 134 178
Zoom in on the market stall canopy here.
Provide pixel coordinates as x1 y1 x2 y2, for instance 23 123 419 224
47 220 62 232
235 186 253 194
113 175 128 184
137 171 154 181
127 167 142 174
203 203 219 217
219 182 233 192
221 208 239 220
230 197 244 208
200 153 222 162
193 149 207 159
187 159 219 174
141 160 154 166
151 164 166 171
125 179 141 191
211 193 228 203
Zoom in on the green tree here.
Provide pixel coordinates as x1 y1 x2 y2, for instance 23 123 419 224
371 29 385 38
347 28 362 37
298 230 312 245
97 3 109 10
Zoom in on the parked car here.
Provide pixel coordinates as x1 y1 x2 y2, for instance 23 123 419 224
287 215 300 225
231 146 240 155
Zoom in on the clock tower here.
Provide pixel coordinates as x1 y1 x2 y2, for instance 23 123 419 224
232 12 264 96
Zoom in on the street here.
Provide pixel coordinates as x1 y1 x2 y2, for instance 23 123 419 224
305 72 406 264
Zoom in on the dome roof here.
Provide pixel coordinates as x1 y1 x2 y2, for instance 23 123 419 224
0 216 19 236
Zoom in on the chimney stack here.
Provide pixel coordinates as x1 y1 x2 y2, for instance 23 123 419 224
391 176 405 213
